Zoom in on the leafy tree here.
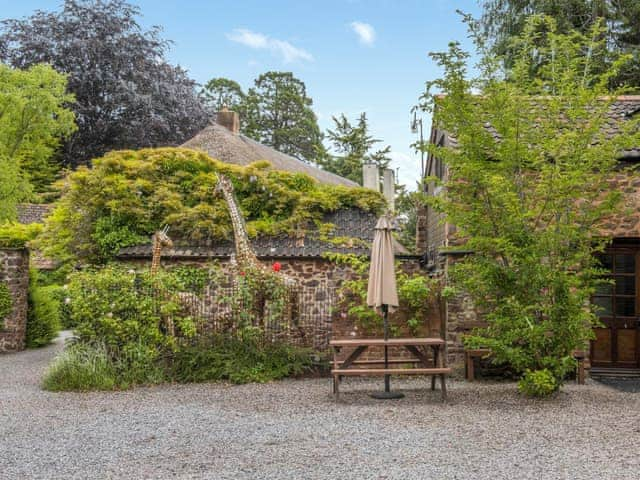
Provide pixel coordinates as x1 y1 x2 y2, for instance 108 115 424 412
318 113 391 185
202 77 245 113
478 0 640 89
395 186 423 252
0 0 208 168
242 71 323 163
421 16 640 394
0 63 76 219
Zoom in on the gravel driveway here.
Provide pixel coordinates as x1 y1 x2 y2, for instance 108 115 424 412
2 333 639 480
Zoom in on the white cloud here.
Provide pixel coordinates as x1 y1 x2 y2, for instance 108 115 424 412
226 28 313 63
350 21 375 46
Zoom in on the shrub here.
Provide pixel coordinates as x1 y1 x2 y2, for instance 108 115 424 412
517 369 559 398
0 222 42 248
171 330 313 384
42 343 117 391
26 274 61 348
47 285 73 329
68 265 193 352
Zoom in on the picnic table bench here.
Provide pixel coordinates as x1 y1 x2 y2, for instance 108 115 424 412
330 338 451 401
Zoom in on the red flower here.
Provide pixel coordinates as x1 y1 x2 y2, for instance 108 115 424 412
239 271 245 276
272 262 282 272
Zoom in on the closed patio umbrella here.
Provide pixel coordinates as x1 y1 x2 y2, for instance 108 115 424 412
367 214 402 399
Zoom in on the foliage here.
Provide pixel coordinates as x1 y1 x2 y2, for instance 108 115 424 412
517 369 558 397
26 273 61 348
317 113 391 185
478 0 640 89
0 63 75 215
242 71 324 163
0 222 42 248
42 343 118 392
202 77 245 113
395 186 424 251
329 253 440 336
67 265 193 354
48 285 73 329
420 17 640 386
0 0 208 168
45 264 313 390
0 281 12 329
171 330 313 384
38 148 386 264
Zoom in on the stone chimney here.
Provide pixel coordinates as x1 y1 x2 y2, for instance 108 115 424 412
382 168 395 212
216 107 240 134
362 163 379 191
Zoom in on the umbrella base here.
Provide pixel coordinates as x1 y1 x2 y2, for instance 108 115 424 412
370 391 405 400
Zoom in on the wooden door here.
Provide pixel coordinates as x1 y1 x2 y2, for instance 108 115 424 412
591 248 640 368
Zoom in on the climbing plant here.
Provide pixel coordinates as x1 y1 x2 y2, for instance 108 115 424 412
0 281 12 329
38 148 386 265
327 253 442 336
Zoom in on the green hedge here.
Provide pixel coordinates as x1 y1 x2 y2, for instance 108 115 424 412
0 222 42 248
26 272 61 348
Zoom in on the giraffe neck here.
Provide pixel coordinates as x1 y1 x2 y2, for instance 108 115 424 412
151 241 162 275
219 182 259 267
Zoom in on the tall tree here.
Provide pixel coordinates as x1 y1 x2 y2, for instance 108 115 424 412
0 0 208 168
422 16 640 395
478 0 640 89
0 63 76 219
319 113 391 185
242 71 323 163
201 77 245 113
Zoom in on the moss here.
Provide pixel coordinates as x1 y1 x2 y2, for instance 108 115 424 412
39 147 387 264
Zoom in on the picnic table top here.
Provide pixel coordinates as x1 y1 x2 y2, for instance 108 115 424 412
329 337 445 347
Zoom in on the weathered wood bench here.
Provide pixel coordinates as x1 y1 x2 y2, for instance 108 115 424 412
465 348 586 384
330 338 452 401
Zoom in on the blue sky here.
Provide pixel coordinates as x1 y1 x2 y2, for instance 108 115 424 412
2 0 481 187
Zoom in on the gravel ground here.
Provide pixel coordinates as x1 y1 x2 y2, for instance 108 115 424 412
2 334 640 480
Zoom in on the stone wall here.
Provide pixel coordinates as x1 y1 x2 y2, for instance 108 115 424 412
119 255 436 354
16 203 52 225
0 249 30 353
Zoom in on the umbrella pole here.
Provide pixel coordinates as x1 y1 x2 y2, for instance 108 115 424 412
370 304 404 400
384 304 390 392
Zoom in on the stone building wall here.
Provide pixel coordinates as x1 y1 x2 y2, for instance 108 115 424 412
119 255 436 355
423 169 640 369
0 249 30 353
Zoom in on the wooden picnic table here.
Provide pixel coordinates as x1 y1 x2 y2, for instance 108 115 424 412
329 337 451 401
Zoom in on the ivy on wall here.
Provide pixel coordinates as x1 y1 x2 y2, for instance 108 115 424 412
37 148 387 264
0 281 12 329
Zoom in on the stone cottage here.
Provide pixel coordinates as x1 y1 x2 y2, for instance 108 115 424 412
117 111 424 350
417 96 640 374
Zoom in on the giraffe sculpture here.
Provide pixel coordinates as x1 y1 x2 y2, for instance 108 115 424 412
150 225 173 276
149 225 175 336
214 173 301 330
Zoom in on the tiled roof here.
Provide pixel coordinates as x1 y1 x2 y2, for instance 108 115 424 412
438 96 640 158
117 209 410 260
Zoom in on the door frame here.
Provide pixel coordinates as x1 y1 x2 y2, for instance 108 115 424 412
591 241 640 369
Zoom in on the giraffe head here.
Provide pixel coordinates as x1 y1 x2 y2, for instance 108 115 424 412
153 225 173 249
214 173 233 196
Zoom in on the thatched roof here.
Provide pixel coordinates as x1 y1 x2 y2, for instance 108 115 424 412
181 123 358 187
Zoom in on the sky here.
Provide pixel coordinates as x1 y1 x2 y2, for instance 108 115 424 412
1 0 482 188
